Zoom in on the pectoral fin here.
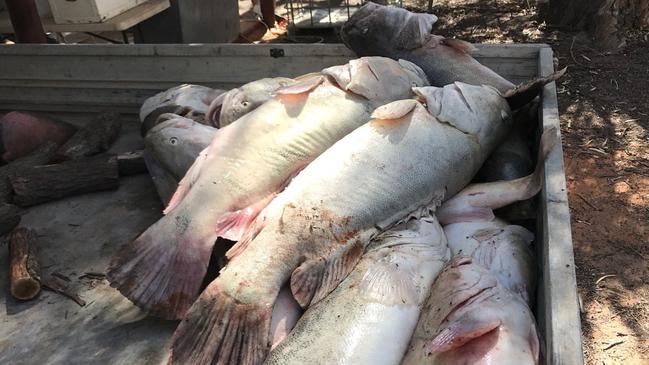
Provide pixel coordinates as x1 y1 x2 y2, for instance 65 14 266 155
290 240 364 308
428 313 502 354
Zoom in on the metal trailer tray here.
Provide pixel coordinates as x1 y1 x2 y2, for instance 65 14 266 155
0 43 582 365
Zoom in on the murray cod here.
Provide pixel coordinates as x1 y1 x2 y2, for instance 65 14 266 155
264 216 449 365
170 76 550 365
107 56 430 320
402 256 540 365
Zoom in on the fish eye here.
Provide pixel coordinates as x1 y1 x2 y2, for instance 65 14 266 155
242 101 250 107
169 137 178 145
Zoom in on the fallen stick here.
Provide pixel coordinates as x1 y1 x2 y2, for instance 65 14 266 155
0 203 20 236
10 154 119 207
42 276 86 306
117 150 147 176
9 227 41 300
57 112 122 160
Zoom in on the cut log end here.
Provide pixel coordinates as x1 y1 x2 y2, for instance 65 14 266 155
9 227 41 301
11 277 40 300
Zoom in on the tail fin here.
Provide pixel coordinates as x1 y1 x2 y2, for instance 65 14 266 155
107 216 215 320
171 279 272 365
504 68 567 110
437 127 557 225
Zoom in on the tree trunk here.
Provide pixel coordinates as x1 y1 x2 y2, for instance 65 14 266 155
542 0 649 50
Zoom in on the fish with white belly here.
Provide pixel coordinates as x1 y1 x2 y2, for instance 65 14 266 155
401 256 540 365
171 69 564 365
107 57 430 320
265 216 449 365
436 127 555 302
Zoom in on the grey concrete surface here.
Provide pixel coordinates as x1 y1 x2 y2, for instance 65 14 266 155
0 120 175 365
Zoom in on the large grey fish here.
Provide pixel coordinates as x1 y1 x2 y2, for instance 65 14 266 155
170 79 532 365
340 3 563 112
206 77 296 128
437 127 555 302
476 100 540 221
143 115 218 204
265 216 449 365
340 3 513 93
140 84 225 134
107 57 429 320
401 256 540 365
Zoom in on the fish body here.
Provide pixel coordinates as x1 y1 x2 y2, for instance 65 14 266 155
402 256 539 365
207 77 296 127
142 114 302 346
340 3 514 92
171 81 515 365
265 216 449 365
107 57 429 320
140 84 224 134
443 220 536 302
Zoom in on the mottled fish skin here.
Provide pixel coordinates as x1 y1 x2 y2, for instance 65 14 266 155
402 256 539 365
170 82 513 365
265 216 449 365
208 77 296 128
443 220 536 303
143 114 303 346
434 126 556 303
140 84 225 133
340 3 514 92
107 57 429 321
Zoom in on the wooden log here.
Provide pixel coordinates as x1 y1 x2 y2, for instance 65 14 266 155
57 112 122 160
9 227 41 300
10 155 119 207
0 142 58 202
117 150 147 176
0 203 21 236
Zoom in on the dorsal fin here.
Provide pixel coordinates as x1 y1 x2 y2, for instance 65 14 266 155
504 68 567 109
275 75 324 95
371 99 419 120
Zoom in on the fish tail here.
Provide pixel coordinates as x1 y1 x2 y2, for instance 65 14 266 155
107 216 215 320
171 279 272 365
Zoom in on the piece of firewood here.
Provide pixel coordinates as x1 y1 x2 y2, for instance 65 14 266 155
42 276 86 306
9 227 41 300
10 154 119 207
57 112 122 160
117 150 147 176
0 203 20 236
0 142 58 202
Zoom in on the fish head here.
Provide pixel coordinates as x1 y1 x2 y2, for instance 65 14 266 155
413 82 512 151
341 3 437 55
145 116 217 178
323 57 428 105
425 257 540 364
219 78 296 127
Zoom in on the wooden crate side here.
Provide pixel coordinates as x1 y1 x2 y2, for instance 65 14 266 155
0 44 541 116
537 47 584 365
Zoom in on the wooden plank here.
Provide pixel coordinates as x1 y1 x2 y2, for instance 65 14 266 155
537 46 584 365
0 0 169 33
0 42 542 58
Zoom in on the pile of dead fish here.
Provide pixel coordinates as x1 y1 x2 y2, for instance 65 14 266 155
107 3 566 365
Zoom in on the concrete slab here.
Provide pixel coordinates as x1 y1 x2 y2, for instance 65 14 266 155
0 120 174 365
